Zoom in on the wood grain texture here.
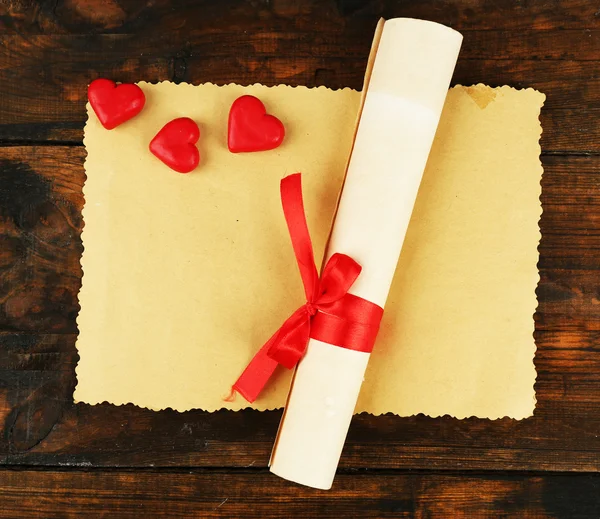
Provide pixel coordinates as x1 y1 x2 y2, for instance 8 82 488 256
0 147 83 333
0 2 599 150
1 329 599 472
2 0 599 33
0 470 598 519
1 149 599 331
0 0 599 516
0 147 598 474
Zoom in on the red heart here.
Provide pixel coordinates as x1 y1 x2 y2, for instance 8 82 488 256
149 118 200 173
88 78 145 130
228 95 285 153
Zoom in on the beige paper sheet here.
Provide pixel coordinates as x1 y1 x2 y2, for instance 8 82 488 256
75 82 544 419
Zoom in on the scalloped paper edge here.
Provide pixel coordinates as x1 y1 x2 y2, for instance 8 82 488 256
75 82 544 420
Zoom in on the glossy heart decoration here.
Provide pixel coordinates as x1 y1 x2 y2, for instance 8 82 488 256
88 78 146 130
149 118 200 173
228 95 285 153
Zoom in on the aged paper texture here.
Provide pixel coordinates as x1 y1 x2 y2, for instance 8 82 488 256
76 82 543 418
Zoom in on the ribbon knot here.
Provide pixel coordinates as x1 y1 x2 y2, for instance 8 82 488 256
232 174 384 403
305 302 318 317
264 249 361 370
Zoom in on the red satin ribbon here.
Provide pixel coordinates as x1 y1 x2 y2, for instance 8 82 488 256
232 173 384 403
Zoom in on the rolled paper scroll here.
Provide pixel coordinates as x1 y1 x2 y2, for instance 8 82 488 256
269 18 463 489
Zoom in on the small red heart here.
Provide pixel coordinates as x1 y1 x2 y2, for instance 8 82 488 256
149 117 200 173
228 95 285 153
88 78 146 130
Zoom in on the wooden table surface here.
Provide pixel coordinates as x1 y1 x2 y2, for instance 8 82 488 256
1 0 599 517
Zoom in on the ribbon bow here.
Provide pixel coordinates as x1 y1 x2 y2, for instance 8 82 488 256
232 173 383 403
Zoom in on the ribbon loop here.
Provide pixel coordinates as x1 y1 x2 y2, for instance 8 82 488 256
231 174 383 403
317 253 362 305
266 305 311 368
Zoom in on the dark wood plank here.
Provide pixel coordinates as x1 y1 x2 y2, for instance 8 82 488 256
0 469 598 518
541 109 600 155
1 147 598 332
2 29 598 63
2 0 599 34
0 147 598 472
0 147 83 333
0 26 598 150
1 326 599 472
461 29 600 61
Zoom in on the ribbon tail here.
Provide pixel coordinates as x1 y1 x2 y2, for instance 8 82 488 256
232 174 357 404
233 306 310 403
232 339 279 403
